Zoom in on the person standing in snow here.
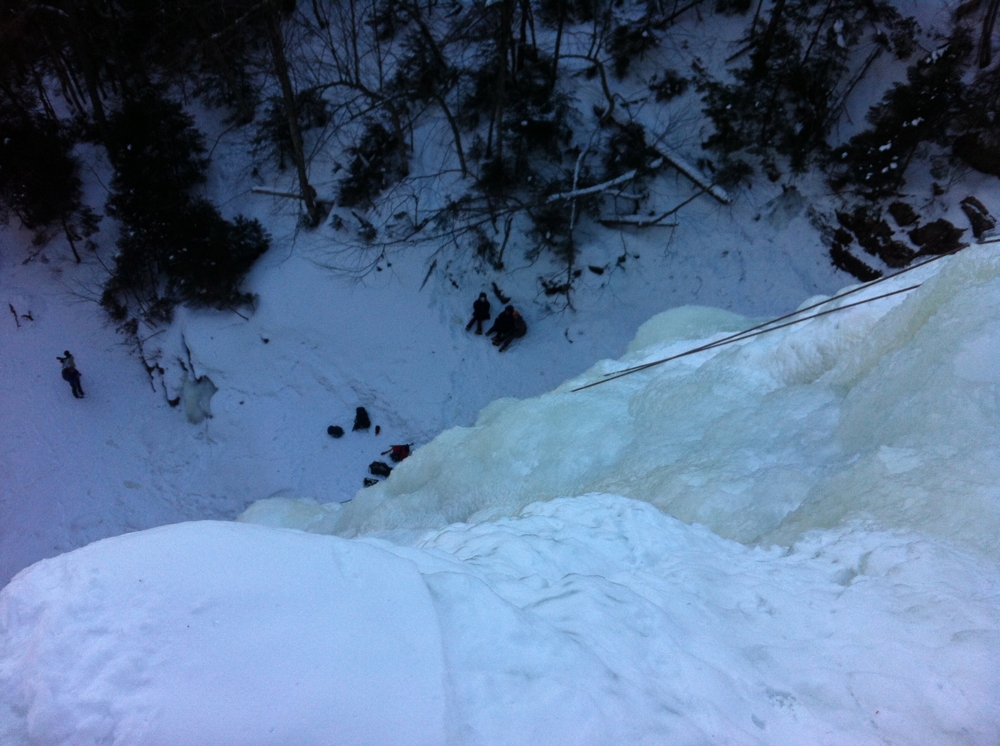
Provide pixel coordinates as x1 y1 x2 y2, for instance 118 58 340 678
57 350 85 398
466 292 492 334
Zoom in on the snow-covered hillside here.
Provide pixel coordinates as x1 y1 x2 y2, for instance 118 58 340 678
2 245 999 745
1 151 849 588
5 0 997 589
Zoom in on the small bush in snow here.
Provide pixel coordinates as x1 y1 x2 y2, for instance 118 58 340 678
649 70 689 102
715 0 752 14
601 120 661 180
607 22 659 79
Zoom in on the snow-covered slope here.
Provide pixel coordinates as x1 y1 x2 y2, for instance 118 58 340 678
2 247 997 745
330 245 1000 559
5 0 996 591
0 164 846 587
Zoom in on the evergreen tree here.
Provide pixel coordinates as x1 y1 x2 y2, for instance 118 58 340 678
0 103 98 261
102 88 269 322
831 31 972 199
702 0 916 173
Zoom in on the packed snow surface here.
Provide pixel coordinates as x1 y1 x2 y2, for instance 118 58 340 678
2 247 999 745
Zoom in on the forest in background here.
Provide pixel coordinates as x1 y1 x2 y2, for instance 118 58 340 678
3 0 1000 332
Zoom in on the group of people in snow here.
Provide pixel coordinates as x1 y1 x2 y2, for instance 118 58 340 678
56 294 528 403
466 292 527 352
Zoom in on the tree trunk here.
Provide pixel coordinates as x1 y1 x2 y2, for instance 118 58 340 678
751 0 787 76
265 0 322 227
550 0 567 92
62 3 114 157
61 217 82 263
434 92 467 176
980 0 1000 68
493 0 513 178
405 7 466 176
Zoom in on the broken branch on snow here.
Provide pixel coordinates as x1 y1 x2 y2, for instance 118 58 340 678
545 170 638 203
661 153 730 204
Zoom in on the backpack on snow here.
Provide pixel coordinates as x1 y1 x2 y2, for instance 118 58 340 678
369 460 393 478
383 444 411 463
353 407 371 431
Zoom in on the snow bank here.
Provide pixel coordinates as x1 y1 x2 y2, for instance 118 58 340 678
2 499 997 745
0 522 447 746
334 247 1000 558
409 495 999 745
236 496 343 533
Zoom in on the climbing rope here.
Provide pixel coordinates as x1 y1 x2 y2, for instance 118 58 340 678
571 249 961 393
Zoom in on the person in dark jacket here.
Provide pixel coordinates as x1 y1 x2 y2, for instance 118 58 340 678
486 305 514 341
497 310 527 352
57 350 85 398
466 292 492 334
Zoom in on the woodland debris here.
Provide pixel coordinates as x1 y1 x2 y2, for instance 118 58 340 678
888 201 918 227
909 219 967 255
960 196 996 239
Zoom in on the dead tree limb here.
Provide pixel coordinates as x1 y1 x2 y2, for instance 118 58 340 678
660 153 730 204
252 186 332 203
599 189 703 227
598 215 680 228
545 170 637 203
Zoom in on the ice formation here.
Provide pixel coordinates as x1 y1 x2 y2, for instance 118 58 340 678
2 247 998 745
182 374 218 424
331 246 1000 560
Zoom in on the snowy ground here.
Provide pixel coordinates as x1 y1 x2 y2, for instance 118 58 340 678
2 243 999 745
1 153 848 588
3 0 987 588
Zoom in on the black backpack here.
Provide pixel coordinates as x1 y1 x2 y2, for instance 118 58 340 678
353 407 371 431
369 460 393 478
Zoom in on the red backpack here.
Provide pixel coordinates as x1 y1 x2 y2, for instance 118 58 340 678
387 444 411 463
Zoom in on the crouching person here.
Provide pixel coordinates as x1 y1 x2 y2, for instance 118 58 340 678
486 305 514 344
497 309 527 352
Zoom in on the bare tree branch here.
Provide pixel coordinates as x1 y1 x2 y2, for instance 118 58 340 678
545 170 637 203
